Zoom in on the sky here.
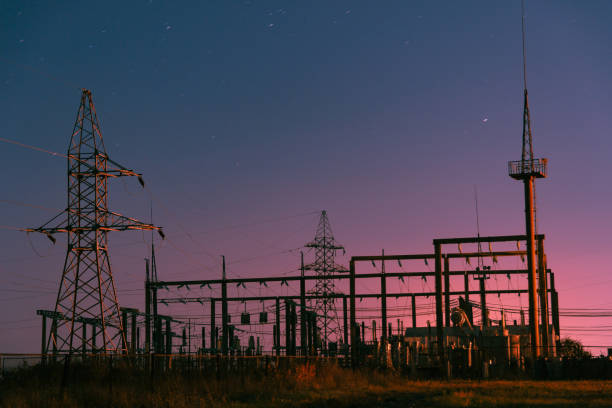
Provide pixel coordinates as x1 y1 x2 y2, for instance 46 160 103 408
1 0 612 355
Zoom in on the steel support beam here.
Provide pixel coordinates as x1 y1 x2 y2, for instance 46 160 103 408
444 255 450 327
411 294 416 328
275 297 281 356
210 300 216 353
221 256 228 356
479 277 487 327
145 260 151 354
550 272 560 341
349 259 356 367
433 234 544 245
434 243 444 360
343 296 348 348
300 253 306 356
380 249 387 343
524 178 540 359
538 237 550 356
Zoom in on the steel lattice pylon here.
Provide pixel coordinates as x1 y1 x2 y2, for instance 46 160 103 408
29 89 162 354
304 210 347 351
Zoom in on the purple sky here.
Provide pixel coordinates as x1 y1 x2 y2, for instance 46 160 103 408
1 1 612 354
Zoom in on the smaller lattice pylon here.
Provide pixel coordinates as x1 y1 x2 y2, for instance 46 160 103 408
304 210 347 351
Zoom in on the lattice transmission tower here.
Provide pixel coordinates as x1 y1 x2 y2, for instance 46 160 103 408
304 210 347 351
28 89 163 354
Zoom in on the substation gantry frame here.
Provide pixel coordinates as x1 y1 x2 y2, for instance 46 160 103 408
146 234 559 368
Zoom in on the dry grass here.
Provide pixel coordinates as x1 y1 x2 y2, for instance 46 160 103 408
1 360 611 407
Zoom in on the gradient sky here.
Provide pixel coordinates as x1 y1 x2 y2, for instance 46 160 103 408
2 1 612 354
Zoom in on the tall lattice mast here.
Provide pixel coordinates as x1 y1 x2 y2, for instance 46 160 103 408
304 210 347 352
29 89 163 354
507 1 548 359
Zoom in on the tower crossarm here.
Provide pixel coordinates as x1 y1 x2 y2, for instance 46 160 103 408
66 153 145 184
105 156 145 185
102 211 163 234
304 263 348 273
25 210 163 238
305 242 344 251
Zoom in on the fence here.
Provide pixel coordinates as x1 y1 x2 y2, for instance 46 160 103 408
2 351 612 380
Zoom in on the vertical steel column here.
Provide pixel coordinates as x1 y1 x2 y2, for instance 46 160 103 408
434 243 444 359
306 311 312 355
381 249 387 343
145 259 151 354
537 238 550 356
343 296 348 347
412 294 417 328
131 312 137 354
479 278 487 327
361 321 365 342
152 287 158 352
524 178 540 359
464 271 469 302
291 303 297 355
349 259 357 367
210 300 216 353
285 299 291 355
550 272 560 341
300 252 307 356
221 256 228 356
275 297 281 356
188 319 191 355
165 319 171 354
444 255 451 327
41 315 47 355
122 309 128 351
201 326 206 350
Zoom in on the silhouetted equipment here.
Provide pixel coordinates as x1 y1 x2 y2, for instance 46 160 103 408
259 312 268 324
241 312 251 325
304 210 347 353
451 307 472 330
507 1 549 359
28 89 162 354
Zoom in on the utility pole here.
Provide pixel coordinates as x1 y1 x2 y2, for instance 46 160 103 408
145 259 151 354
300 252 307 356
221 256 228 356
151 239 160 353
28 89 163 354
210 300 216 353
381 249 387 344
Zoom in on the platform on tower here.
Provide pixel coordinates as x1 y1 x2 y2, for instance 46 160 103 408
508 158 547 180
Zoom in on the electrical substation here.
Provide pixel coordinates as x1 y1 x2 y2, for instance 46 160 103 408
28 65 561 377
21 4 583 379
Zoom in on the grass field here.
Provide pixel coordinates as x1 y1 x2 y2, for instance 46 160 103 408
1 361 611 407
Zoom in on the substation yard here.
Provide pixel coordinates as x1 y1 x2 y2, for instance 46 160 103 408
1 362 612 408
